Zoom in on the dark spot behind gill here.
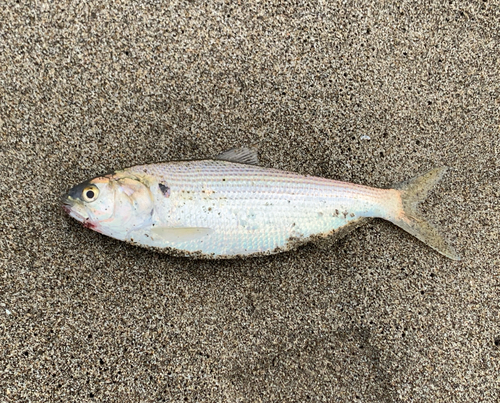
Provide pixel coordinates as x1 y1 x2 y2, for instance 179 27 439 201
159 183 170 197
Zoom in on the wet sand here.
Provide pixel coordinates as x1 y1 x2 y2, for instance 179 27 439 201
1 1 499 401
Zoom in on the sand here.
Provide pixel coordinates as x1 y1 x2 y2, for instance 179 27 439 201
1 1 499 401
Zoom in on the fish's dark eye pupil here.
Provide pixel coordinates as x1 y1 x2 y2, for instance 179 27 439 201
86 190 95 199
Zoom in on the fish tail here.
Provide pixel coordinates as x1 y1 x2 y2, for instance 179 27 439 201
388 167 460 260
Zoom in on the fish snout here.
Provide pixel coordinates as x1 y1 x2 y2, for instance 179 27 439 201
61 191 71 209
60 189 75 211
60 190 87 223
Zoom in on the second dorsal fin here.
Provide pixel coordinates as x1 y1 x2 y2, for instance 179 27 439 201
214 147 259 165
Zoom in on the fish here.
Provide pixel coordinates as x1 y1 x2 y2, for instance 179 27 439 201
62 147 460 260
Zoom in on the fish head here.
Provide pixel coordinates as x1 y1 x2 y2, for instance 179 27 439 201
62 172 154 238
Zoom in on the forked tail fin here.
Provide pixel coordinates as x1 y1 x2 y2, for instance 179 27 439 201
389 167 460 260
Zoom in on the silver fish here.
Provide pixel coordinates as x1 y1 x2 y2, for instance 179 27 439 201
62 148 459 260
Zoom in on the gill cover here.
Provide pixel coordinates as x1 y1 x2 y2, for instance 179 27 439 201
101 175 155 235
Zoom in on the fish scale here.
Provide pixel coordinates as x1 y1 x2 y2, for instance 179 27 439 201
123 160 392 256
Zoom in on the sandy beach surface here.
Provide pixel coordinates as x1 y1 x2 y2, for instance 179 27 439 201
1 1 499 401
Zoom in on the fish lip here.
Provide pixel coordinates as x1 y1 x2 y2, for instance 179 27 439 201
60 193 86 222
60 192 74 212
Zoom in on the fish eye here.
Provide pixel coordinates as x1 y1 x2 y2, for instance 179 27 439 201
82 185 99 202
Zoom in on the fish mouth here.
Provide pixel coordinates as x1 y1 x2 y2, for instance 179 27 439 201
61 193 86 222
61 192 99 231
61 192 71 211
61 191 73 210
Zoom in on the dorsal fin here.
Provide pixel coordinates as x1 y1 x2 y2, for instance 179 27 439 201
214 147 259 165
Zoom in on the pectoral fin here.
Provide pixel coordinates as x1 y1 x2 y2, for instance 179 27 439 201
150 227 214 242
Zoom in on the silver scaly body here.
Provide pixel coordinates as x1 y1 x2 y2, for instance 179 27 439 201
124 160 398 257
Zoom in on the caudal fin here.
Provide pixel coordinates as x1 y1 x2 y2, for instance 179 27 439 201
390 167 460 260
